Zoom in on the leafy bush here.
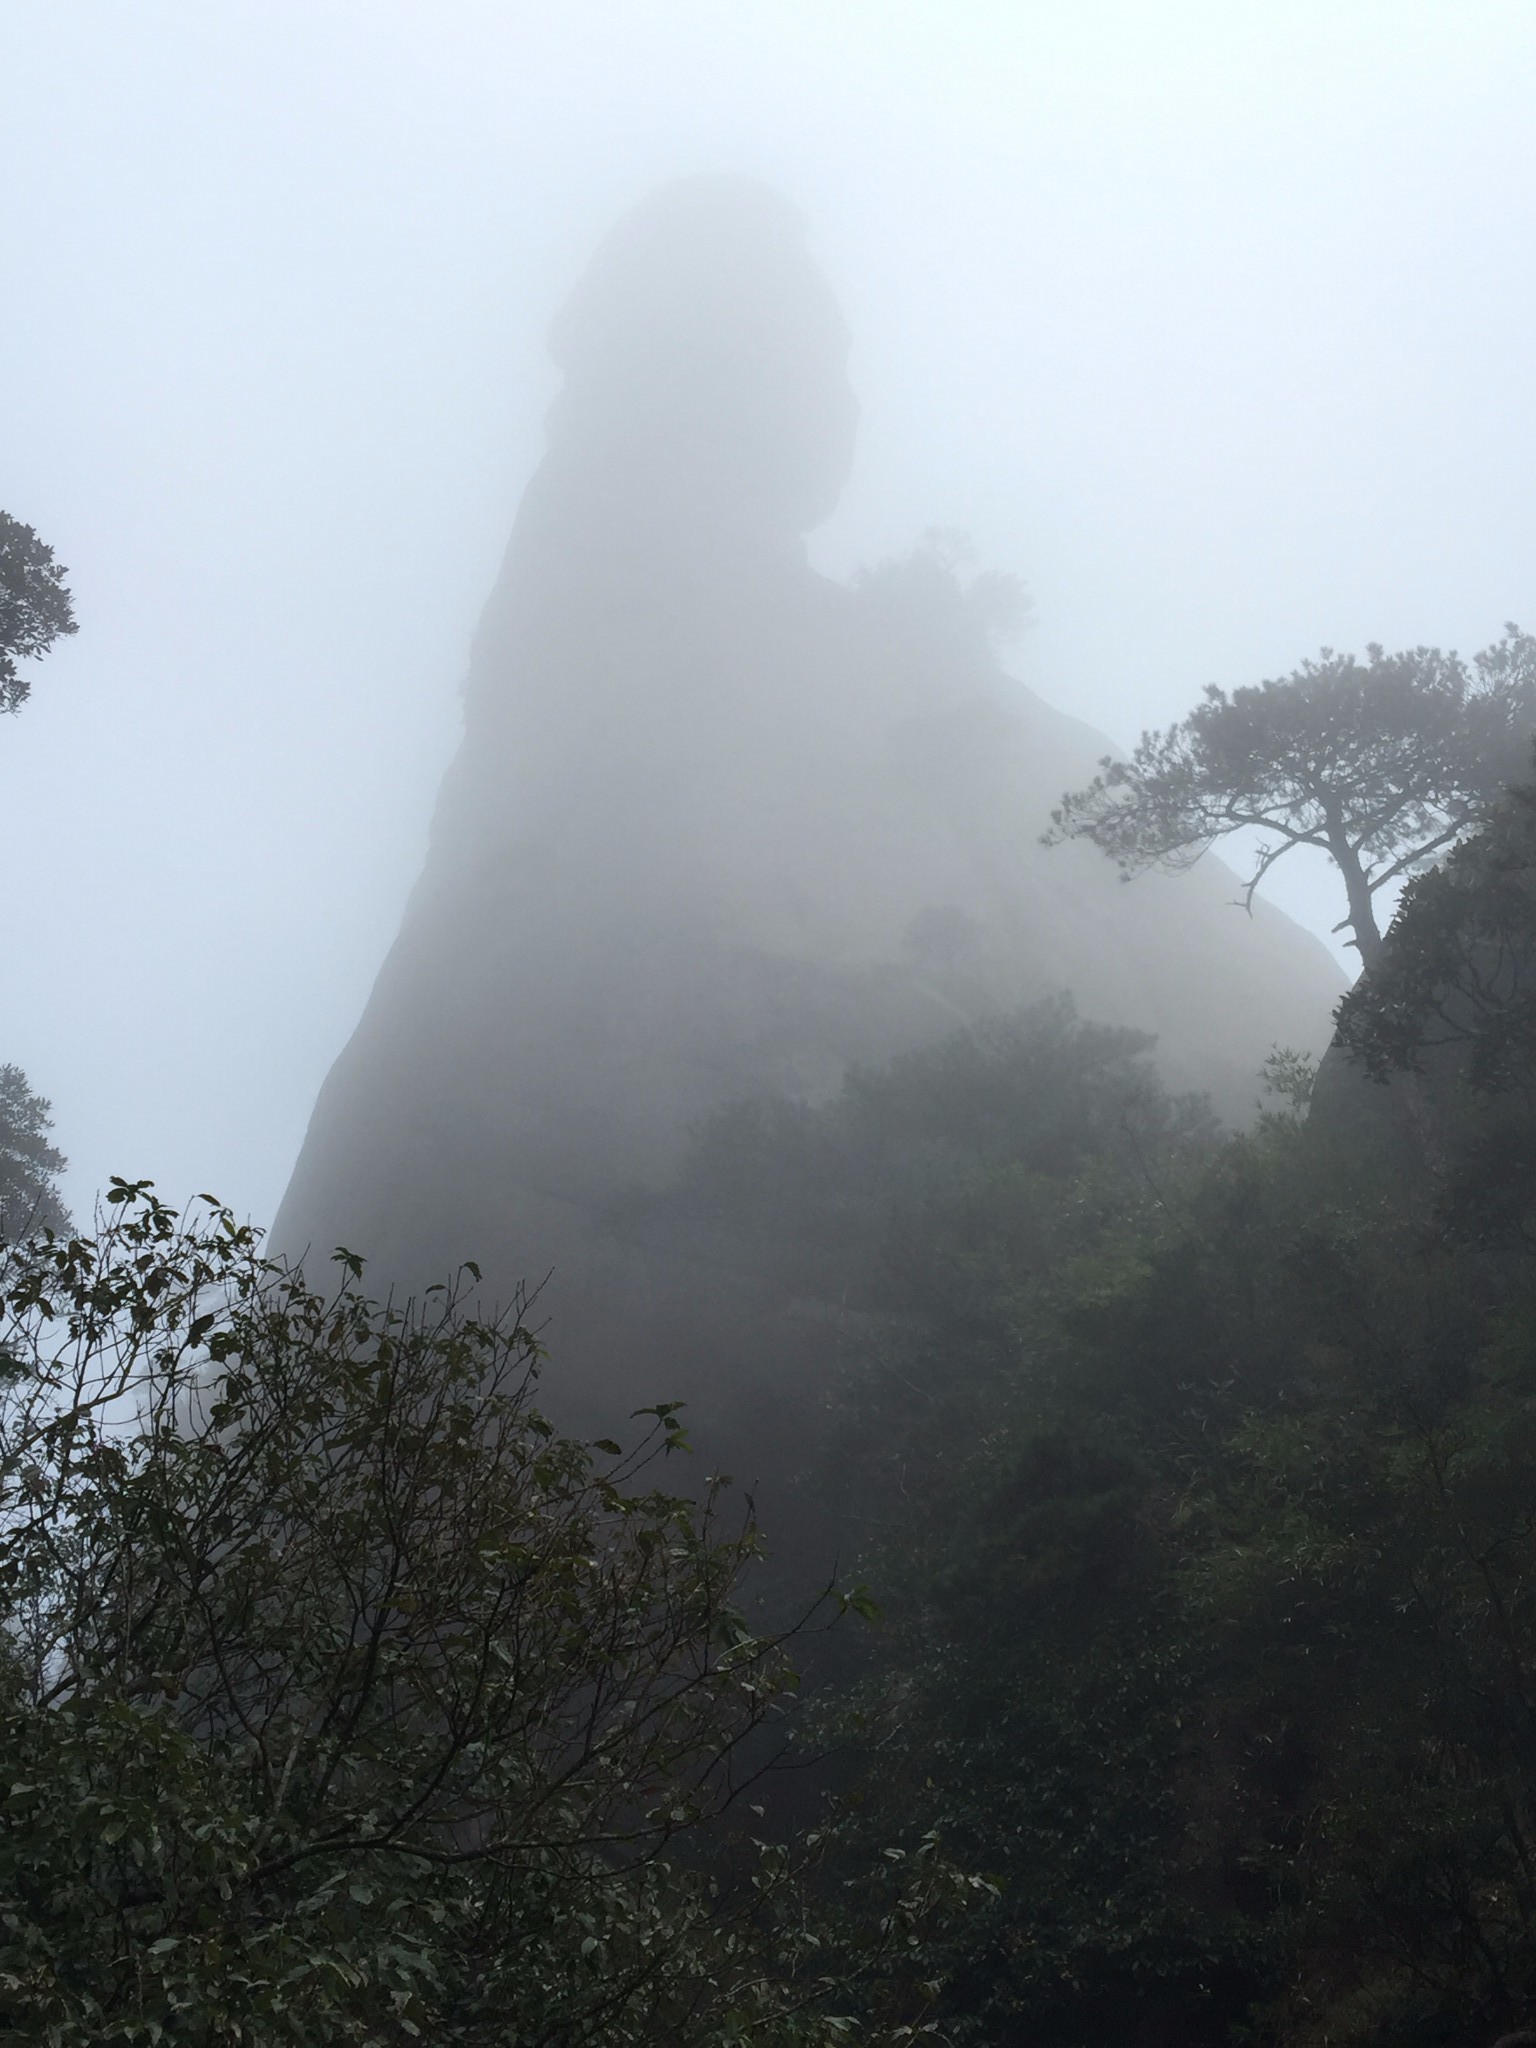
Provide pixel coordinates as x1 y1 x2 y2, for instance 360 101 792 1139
0 1185 880 2045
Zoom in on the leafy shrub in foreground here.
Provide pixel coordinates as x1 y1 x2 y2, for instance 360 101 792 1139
0 1184 913 2045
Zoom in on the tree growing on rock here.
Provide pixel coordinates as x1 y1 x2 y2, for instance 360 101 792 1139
1044 629 1536 966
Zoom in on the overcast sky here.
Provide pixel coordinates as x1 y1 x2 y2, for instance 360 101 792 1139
3 1 1534 1227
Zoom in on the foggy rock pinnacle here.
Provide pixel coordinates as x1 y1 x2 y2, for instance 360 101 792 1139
538 174 857 542
276 175 1340 1391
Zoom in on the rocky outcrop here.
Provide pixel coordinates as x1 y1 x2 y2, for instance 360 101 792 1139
276 176 1342 1411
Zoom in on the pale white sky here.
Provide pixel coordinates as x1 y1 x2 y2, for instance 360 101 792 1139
3 1 1534 1224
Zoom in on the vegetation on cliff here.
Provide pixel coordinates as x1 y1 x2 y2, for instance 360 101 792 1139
8 544 1536 2044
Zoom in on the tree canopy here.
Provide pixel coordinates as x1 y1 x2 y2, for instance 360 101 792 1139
1044 629 1536 964
11 967 1536 2043
1335 768 1536 1094
0 511 77 718
0 1185 971 2045
633 998 1536 2044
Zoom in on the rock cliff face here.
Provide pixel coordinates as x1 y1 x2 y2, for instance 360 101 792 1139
276 176 1342 1394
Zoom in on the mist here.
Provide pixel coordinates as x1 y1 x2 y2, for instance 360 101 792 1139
3 1 1534 1232
11 13 1536 2039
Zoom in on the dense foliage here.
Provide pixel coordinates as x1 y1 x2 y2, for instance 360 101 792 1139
0 1187 994 2045
644 995 1536 2045
1044 629 1536 962
1336 766 1536 1095
12 525 1536 2042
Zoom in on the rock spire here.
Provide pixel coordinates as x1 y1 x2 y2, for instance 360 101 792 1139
276 178 1341 1413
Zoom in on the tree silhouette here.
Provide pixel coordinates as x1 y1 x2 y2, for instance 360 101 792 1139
1045 629 1536 966
0 511 77 718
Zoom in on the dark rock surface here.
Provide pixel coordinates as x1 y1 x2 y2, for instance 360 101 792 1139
276 176 1342 1424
